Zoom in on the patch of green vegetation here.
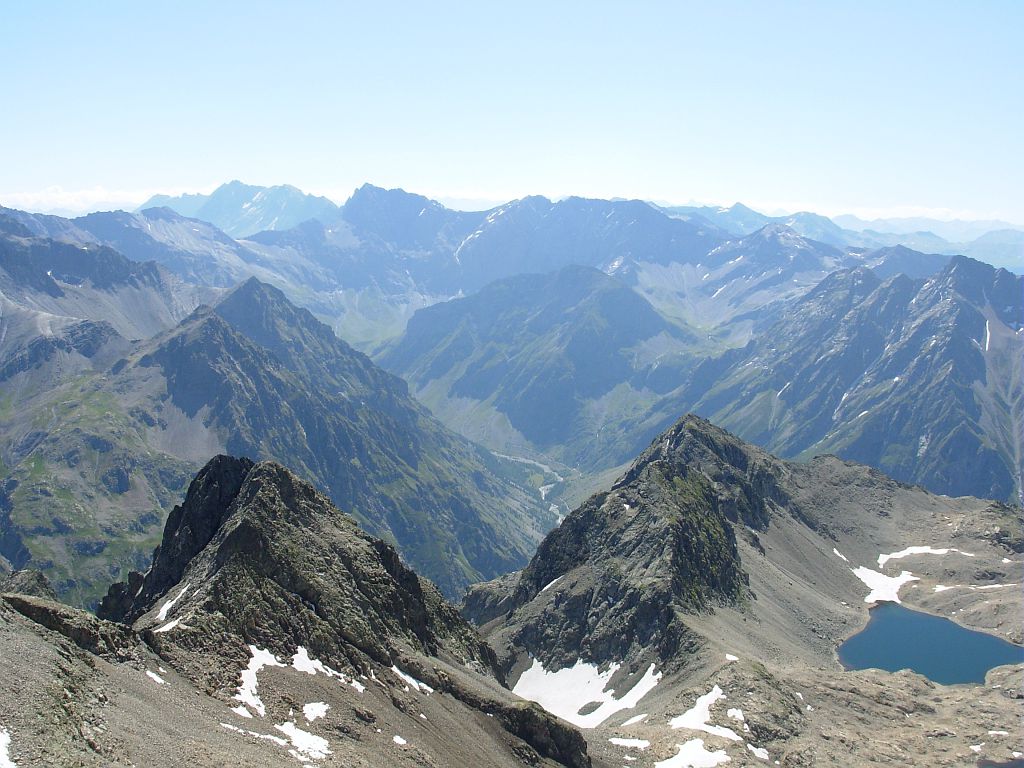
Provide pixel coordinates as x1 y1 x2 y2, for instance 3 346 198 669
26 453 47 481
669 470 713 509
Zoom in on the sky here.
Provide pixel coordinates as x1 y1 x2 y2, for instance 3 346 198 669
2 1 1022 221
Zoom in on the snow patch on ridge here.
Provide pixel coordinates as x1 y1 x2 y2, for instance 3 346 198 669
391 665 434 694
274 720 331 762
291 646 366 693
302 702 328 723
542 576 562 592
234 646 284 717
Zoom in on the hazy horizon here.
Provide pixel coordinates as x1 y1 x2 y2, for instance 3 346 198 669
3 1 1021 223
5 179 1024 231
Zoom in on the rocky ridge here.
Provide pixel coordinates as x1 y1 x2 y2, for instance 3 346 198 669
0 456 591 768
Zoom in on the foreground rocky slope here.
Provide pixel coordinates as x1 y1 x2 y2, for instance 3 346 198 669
467 415 1023 766
0 457 589 767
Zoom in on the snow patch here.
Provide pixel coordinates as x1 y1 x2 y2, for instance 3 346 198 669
274 721 331 761
291 646 365 693
0 726 16 768
877 546 974 568
669 685 741 741
230 705 253 719
221 722 288 746
234 646 284 717
747 743 770 760
851 567 918 603
725 654 738 662
393 735 407 746
654 738 731 767
154 618 181 633
146 670 167 685
513 659 661 728
727 708 744 722
155 582 190 621
621 713 648 726
542 576 563 592
302 702 328 723
974 583 1018 590
833 548 849 562
391 665 434 694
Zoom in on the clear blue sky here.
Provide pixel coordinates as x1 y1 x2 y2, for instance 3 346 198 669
3 1 1021 221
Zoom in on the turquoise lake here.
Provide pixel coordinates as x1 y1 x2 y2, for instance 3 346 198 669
838 601 1024 685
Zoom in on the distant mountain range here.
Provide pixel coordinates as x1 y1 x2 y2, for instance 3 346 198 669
1 181 1021 617
382 246 1023 501
664 202 1023 272
379 265 701 469
1 173 1021 764
139 180 339 238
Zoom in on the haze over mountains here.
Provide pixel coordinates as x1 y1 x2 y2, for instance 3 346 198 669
1 181 1020 577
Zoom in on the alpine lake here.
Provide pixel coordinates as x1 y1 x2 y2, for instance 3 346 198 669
839 601 1024 685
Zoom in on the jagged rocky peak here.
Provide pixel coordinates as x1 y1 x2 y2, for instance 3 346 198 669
468 414 799 672
100 455 499 675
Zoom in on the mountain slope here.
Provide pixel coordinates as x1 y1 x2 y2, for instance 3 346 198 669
678 256 1024 502
630 223 851 345
0 224 210 339
381 265 701 470
0 278 554 605
465 414 1023 766
74 207 266 287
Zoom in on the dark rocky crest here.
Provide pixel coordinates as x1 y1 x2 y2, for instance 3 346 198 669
98 455 591 768
469 415 782 672
101 455 499 673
